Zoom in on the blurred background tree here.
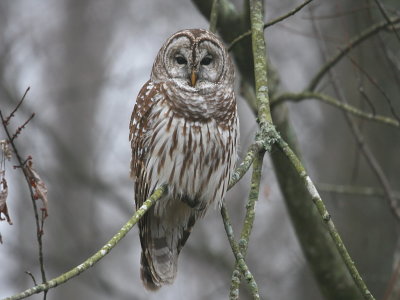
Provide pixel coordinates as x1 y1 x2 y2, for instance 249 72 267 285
0 0 399 299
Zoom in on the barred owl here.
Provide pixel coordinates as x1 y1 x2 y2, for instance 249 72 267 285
129 29 238 290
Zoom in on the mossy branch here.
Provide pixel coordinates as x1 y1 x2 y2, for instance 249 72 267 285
248 0 375 299
275 137 375 300
249 0 272 125
230 150 264 299
221 202 261 300
228 142 260 189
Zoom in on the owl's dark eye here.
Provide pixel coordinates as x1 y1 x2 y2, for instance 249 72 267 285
175 55 187 65
200 55 213 66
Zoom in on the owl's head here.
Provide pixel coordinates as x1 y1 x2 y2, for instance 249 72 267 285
151 29 233 90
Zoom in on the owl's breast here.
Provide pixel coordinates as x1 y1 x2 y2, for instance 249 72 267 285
144 99 238 214
161 81 235 124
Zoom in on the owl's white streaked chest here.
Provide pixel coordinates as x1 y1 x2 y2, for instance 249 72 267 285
144 98 238 214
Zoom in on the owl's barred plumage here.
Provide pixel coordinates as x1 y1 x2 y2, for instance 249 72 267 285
129 29 238 290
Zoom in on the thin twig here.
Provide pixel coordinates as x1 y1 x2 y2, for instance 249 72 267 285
372 0 400 44
272 91 399 128
318 183 400 201
307 16 400 91
358 86 376 117
301 4 374 20
369 2 400 91
309 11 400 223
1 185 167 300
10 113 35 143
348 56 400 123
24 272 38 286
228 0 314 51
4 87 30 125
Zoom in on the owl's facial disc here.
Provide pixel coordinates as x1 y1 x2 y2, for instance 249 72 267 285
163 35 225 88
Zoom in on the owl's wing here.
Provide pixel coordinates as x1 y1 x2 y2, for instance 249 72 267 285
130 80 166 290
130 80 159 184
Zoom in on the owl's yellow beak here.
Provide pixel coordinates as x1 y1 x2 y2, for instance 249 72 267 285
190 69 197 87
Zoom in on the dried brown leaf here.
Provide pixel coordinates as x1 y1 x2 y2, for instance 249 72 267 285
24 160 48 218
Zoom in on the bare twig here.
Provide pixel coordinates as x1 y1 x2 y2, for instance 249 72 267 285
4 87 30 125
25 272 38 286
272 91 399 128
372 0 400 44
358 86 376 117
348 56 400 123
318 183 400 201
301 4 374 20
307 16 400 91
228 0 314 51
10 113 35 143
309 11 400 223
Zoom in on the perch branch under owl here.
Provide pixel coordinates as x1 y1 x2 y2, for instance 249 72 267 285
1 136 261 300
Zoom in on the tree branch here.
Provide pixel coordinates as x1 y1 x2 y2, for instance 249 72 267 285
228 142 259 189
318 183 400 200
307 16 400 91
220 202 261 300
270 104 364 300
272 91 399 128
249 1 376 299
275 136 375 300
228 0 314 51
230 150 264 299
249 0 272 125
372 0 400 44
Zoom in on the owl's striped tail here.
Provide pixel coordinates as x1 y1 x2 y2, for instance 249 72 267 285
139 209 197 290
